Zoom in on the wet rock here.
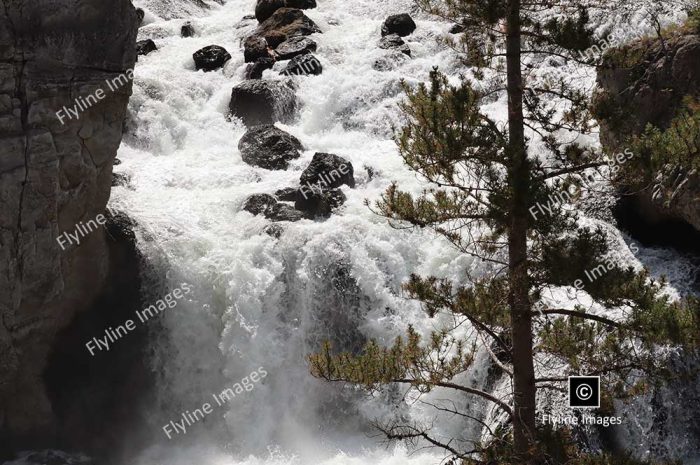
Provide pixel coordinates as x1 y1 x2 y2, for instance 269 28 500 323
300 152 355 189
193 45 231 71
244 36 271 63
0 0 138 453
136 39 157 56
275 36 317 60
112 172 131 187
274 187 299 201
281 53 322 76
136 8 145 26
255 0 317 22
295 186 347 218
378 34 411 56
243 194 278 215
449 22 466 34
245 57 275 79
381 13 416 37
229 80 297 126
252 7 321 48
263 224 285 238
266 203 305 221
373 51 410 71
238 125 303 170
181 21 195 37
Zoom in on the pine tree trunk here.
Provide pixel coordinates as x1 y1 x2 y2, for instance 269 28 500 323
505 0 538 462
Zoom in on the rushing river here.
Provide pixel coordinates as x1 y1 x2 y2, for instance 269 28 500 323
102 0 700 463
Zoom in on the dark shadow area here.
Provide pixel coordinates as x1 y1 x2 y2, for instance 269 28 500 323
41 212 158 465
614 196 700 256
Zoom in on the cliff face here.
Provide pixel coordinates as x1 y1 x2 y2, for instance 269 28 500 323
594 31 700 231
0 0 138 448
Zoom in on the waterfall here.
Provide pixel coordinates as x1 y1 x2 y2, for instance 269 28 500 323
104 0 700 463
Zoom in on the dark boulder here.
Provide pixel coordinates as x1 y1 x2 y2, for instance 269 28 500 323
229 80 297 126
378 34 411 56
193 45 231 71
274 187 299 201
136 8 145 26
136 39 157 56
238 125 303 170
243 194 278 216
255 0 317 23
112 172 131 188
263 224 285 238
295 186 347 218
281 53 322 76
449 22 466 34
181 22 195 37
381 14 416 37
300 152 355 189
252 8 321 48
373 51 410 71
266 203 305 221
275 36 317 60
244 36 271 63
245 57 275 79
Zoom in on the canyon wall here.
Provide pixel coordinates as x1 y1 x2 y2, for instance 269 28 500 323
0 0 138 451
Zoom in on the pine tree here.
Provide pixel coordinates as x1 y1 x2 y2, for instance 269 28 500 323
310 1 699 463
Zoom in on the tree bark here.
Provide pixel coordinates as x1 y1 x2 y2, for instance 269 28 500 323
505 0 538 461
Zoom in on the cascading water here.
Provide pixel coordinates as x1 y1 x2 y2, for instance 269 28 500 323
103 0 700 464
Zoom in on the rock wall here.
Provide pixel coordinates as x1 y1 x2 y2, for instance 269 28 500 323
0 0 138 451
594 31 700 231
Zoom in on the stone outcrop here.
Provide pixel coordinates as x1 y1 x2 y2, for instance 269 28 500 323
229 80 297 126
136 39 158 56
300 152 355 189
381 14 416 37
193 45 231 71
0 0 138 455
238 125 303 170
252 7 321 48
255 0 317 23
378 34 411 56
281 53 322 76
275 36 317 60
594 30 700 232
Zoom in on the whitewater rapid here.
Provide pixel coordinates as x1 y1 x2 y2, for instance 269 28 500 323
110 0 699 464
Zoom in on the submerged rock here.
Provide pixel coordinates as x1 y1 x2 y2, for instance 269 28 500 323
181 21 195 37
381 13 416 37
275 36 317 60
243 194 305 222
243 194 278 216
274 187 299 201
238 125 303 170
281 53 322 76
193 45 231 71
266 203 305 221
245 57 276 79
295 186 347 218
300 153 355 189
255 0 317 23
136 39 157 56
373 51 410 71
229 80 297 126
244 36 271 63
378 34 411 56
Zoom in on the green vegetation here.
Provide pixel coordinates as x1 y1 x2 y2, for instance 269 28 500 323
309 1 699 464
